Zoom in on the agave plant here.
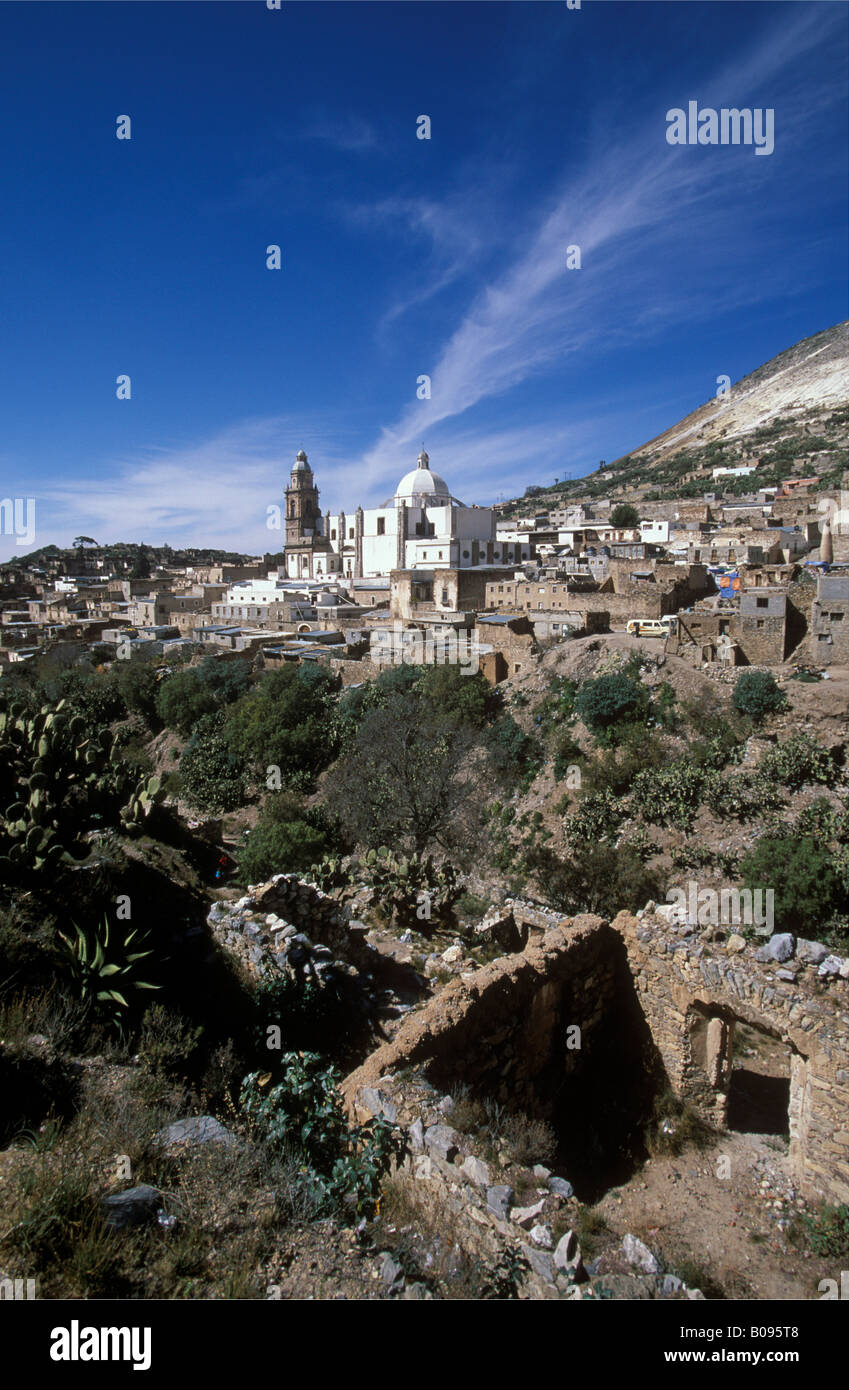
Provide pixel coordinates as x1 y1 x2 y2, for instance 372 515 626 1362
57 916 160 1031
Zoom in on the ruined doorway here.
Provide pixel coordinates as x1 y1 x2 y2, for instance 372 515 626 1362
726 1022 791 1139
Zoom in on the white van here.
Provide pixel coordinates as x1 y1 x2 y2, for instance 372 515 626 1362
626 618 670 637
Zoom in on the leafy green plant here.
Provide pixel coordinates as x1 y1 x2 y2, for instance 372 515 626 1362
362 847 461 931
732 670 786 722
575 674 646 741
795 1203 849 1258
240 1053 405 1219
759 734 841 790
57 916 160 1031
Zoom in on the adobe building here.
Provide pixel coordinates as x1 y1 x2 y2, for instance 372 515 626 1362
810 573 849 665
734 588 788 664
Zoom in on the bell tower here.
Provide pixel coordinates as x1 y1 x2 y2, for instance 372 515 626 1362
285 449 321 545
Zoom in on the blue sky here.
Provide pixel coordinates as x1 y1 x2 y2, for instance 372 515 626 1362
0 0 847 559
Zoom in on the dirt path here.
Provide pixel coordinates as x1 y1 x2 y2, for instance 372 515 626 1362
594 1129 832 1301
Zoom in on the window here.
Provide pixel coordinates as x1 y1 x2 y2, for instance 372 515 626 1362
438 551 443 560
756 597 768 609
441 588 449 605
348 528 354 540
756 619 765 629
463 550 469 558
377 517 385 535
831 612 843 622
330 529 336 541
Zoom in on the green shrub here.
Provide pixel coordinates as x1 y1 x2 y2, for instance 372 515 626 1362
250 974 359 1061
563 789 623 844
732 671 786 721
240 1053 405 1220
738 836 843 937
631 762 714 829
575 674 645 740
237 794 333 884
759 734 841 790
795 1203 849 1258
179 713 247 812
138 1003 204 1077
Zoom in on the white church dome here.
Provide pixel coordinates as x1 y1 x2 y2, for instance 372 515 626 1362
386 449 463 507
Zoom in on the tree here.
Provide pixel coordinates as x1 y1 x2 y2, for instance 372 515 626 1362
610 503 640 529
129 546 153 579
332 694 479 854
732 670 786 722
179 713 247 812
222 663 339 788
738 836 842 937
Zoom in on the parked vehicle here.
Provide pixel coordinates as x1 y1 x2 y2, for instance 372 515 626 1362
626 618 671 637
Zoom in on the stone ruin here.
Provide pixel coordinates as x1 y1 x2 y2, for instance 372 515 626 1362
208 879 849 1207
343 899 849 1207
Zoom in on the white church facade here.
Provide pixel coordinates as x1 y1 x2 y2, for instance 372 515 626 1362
282 448 531 582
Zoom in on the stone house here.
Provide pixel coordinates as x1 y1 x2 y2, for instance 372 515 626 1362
810 573 849 665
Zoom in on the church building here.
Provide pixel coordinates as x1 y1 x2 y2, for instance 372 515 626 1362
282 448 530 582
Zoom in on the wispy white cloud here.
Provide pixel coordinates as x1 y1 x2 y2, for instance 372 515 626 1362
354 3 846 491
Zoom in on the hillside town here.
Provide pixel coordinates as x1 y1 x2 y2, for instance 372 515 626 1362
3 435 848 686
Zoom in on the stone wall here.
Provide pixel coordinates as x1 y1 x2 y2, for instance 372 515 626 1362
343 896 849 1207
614 909 849 1205
343 910 625 1119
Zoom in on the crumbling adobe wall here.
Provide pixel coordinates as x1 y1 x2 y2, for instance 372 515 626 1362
613 910 849 1205
343 913 623 1119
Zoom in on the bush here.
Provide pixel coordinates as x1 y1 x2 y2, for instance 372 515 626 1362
732 671 786 722
526 841 661 919
631 761 714 830
240 1053 405 1220
222 663 339 788
610 503 640 528
759 734 841 790
236 794 333 884
738 836 843 937
575 674 645 739
250 973 359 1061
795 1203 849 1258
179 713 247 812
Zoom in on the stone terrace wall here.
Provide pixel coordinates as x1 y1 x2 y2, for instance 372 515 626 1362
343 914 622 1118
614 910 849 1205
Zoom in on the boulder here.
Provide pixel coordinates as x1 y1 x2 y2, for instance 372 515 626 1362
622 1233 661 1275
460 1155 491 1189
424 1124 460 1163
486 1185 514 1220
155 1115 239 1151
524 1246 556 1285
755 933 795 964
510 1199 546 1228
548 1176 574 1199
101 1184 163 1231
529 1222 554 1249
553 1229 585 1281
360 1087 398 1123
818 955 843 977
796 938 829 966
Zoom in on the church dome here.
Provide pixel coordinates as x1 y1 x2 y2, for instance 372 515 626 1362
386 450 463 507
292 449 310 473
